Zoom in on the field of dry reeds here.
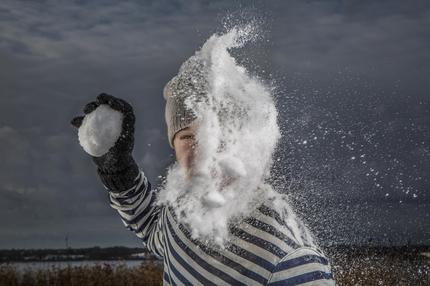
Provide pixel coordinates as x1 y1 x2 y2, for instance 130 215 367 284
0 262 163 286
1 247 429 286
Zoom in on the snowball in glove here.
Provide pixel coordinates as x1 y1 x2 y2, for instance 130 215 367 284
78 104 123 157
71 93 138 192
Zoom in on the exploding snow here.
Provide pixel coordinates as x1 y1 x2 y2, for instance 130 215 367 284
156 22 285 246
78 104 123 157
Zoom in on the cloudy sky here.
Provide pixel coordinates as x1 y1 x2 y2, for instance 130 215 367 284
1 0 429 249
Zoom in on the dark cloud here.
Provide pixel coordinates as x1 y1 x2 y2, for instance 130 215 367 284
0 0 429 248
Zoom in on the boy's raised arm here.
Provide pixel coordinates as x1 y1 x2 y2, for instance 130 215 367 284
70 93 164 258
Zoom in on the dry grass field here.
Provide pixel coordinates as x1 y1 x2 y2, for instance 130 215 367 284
1 247 429 286
0 262 163 286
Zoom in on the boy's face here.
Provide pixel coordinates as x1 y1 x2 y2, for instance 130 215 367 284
173 125 198 175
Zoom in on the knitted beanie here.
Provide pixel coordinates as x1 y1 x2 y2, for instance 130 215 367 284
163 54 209 149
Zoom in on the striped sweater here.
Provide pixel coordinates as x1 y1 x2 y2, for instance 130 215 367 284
105 170 336 285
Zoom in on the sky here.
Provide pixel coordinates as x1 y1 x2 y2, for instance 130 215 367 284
0 0 429 249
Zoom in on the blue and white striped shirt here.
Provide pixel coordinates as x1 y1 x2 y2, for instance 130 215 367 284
106 170 336 285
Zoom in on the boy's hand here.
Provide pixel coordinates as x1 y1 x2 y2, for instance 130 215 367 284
71 93 137 175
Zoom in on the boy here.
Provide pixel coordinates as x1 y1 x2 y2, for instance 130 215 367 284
71 57 336 286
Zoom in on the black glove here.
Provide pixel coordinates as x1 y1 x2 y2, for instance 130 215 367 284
71 93 139 192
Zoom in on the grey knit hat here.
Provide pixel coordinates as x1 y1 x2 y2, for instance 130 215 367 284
163 54 210 149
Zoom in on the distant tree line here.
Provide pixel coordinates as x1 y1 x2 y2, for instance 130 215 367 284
0 246 157 262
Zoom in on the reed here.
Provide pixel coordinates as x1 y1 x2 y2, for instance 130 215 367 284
1 254 428 286
0 262 163 286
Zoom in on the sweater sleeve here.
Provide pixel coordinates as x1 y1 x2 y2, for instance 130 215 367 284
101 169 164 258
266 247 336 286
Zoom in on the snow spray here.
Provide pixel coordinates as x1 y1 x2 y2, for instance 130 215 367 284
157 22 291 246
